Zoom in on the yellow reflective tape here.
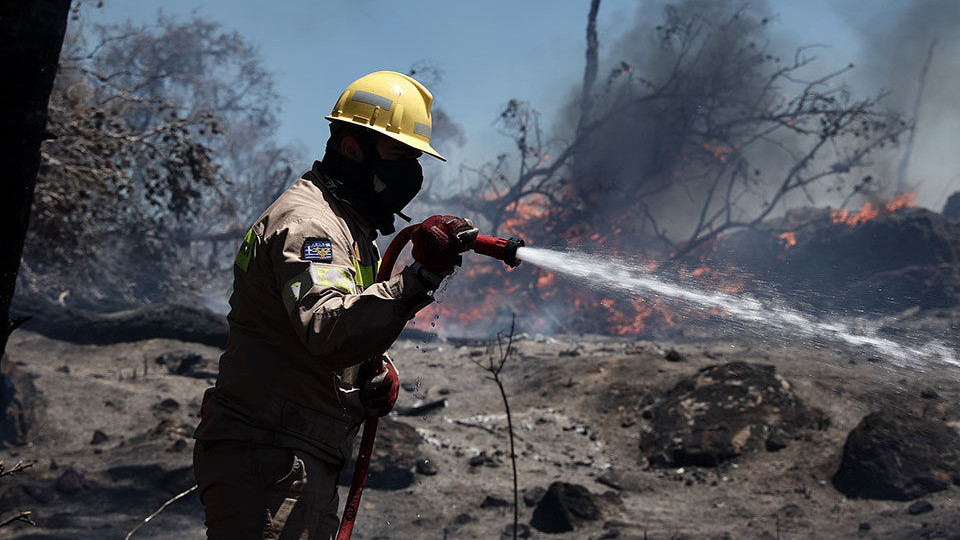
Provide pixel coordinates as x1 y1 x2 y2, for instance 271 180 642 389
334 273 356 293
358 264 375 288
351 256 377 289
310 266 356 295
235 228 255 272
282 272 306 314
282 266 357 314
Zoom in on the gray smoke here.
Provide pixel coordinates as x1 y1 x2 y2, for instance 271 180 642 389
841 0 960 209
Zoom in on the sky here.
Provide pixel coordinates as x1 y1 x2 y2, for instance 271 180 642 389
80 0 956 210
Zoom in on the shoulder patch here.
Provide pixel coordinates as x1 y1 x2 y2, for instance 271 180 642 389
302 238 333 263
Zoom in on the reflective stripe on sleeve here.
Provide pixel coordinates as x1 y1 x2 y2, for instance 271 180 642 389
282 265 357 314
235 228 256 272
351 258 378 289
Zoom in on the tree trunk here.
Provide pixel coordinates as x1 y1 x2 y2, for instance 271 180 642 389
0 0 72 360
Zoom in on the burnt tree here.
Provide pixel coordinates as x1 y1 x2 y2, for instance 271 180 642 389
0 0 72 360
21 14 299 310
445 1 907 259
419 0 909 336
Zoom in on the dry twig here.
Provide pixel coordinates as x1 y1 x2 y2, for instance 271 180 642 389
124 484 198 540
0 510 35 528
0 460 33 478
470 314 520 540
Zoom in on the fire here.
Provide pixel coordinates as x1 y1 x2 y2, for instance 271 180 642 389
777 231 797 248
408 184 761 337
831 191 916 227
407 185 921 338
702 142 732 163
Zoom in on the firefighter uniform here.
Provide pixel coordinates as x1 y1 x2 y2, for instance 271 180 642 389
193 162 432 539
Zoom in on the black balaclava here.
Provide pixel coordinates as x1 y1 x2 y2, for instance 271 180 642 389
313 125 423 235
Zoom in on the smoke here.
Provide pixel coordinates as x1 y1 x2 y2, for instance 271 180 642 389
537 0 958 253
840 0 960 210
561 0 832 247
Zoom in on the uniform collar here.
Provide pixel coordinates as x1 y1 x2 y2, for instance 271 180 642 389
303 161 378 239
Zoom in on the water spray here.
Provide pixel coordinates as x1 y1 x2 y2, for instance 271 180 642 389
513 245 957 369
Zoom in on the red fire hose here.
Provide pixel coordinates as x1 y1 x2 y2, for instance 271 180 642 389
336 223 523 540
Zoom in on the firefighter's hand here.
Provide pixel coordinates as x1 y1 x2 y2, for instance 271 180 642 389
411 215 479 277
358 356 399 418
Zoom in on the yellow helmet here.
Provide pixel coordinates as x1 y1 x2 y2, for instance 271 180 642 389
326 71 446 161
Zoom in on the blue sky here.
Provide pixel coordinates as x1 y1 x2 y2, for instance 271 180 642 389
84 1 855 157
80 0 957 209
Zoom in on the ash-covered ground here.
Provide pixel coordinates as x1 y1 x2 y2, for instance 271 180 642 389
2 306 959 539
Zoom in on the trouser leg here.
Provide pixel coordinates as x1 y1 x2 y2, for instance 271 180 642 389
193 440 341 540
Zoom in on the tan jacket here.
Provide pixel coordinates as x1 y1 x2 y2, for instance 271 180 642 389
194 169 431 465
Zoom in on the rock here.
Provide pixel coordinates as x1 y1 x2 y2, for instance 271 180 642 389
480 495 510 508
55 468 88 495
596 469 623 490
154 398 181 413
155 352 205 375
469 452 499 469
859 522 871 531
90 430 109 445
664 348 684 362
530 482 601 533
416 458 438 476
908 500 934 515
765 433 788 452
638 362 826 467
832 410 960 500
921 389 940 399
943 191 960 221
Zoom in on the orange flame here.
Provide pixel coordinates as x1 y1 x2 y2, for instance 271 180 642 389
831 191 916 227
777 231 797 248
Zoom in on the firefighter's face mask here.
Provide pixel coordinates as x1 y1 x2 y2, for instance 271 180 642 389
320 130 423 235
366 153 423 215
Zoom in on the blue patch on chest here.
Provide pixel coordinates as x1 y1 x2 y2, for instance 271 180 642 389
302 238 333 262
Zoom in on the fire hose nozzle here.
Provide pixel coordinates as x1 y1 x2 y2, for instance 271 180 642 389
472 234 525 267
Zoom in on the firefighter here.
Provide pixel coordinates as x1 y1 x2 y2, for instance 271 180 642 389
192 71 477 540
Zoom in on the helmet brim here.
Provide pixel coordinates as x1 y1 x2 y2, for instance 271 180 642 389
325 117 446 162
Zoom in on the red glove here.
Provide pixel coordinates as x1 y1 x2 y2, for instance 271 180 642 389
357 355 399 418
411 215 479 276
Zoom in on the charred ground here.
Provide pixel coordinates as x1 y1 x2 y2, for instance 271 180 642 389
2 305 960 539
2 201 959 539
